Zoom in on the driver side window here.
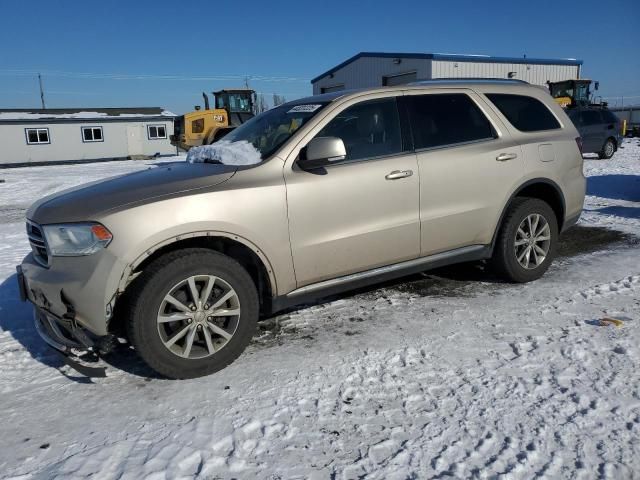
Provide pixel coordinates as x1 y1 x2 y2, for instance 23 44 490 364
316 98 402 162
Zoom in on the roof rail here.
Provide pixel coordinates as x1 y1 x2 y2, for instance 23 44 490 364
409 78 529 85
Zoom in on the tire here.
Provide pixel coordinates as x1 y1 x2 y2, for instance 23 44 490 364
598 137 616 159
126 248 259 379
491 198 558 283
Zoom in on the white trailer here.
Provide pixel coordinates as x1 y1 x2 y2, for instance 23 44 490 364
0 108 177 167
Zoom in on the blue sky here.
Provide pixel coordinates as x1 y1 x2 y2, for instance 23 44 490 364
1 0 638 114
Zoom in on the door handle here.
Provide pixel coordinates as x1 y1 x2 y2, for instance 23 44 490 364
496 153 518 162
385 170 413 180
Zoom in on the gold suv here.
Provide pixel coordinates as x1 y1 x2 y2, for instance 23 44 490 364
18 80 586 378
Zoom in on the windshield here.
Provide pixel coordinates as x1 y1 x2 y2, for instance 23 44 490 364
550 83 574 99
217 93 253 113
574 83 589 102
221 102 329 159
550 82 590 102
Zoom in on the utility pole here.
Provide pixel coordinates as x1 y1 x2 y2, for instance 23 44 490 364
38 73 46 109
244 76 250 90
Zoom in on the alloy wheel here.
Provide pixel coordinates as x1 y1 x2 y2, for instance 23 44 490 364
604 140 614 158
156 275 240 359
514 213 551 270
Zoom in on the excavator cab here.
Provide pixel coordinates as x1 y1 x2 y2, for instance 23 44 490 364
548 79 594 108
214 89 255 127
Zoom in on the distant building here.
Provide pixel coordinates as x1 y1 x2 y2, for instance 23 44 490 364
311 52 583 94
0 107 177 166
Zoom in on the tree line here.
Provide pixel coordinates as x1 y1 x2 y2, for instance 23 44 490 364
253 93 287 114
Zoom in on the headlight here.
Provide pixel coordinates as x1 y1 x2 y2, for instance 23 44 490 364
43 223 113 256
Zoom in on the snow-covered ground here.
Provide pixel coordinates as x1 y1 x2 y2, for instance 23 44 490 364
0 141 639 479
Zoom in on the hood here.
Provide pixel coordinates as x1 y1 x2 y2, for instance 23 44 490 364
28 162 236 224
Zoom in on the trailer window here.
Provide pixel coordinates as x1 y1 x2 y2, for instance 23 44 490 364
25 128 50 145
82 126 103 142
148 125 167 140
486 94 560 132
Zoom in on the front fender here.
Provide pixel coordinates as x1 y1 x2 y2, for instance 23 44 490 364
115 229 279 297
96 163 295 308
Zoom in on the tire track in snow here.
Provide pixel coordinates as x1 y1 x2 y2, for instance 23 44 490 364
20 341 640 479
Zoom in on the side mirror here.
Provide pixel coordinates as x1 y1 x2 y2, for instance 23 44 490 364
298 137 346 170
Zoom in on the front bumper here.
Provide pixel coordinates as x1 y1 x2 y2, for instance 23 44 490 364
19 249 125 336
17 267 116 355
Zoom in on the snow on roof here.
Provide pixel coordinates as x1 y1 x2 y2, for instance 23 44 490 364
0 107 176 121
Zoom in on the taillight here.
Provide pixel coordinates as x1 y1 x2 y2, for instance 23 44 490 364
575 137 583 155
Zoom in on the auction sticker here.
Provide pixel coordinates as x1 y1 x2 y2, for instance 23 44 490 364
287 104 322 113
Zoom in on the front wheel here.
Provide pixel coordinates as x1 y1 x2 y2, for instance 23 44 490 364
491 198 558 283
598 138 616 159
126 249 258 379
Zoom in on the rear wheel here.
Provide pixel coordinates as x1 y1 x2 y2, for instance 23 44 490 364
598 138 616 159
126 249 258 379
491 198 558 283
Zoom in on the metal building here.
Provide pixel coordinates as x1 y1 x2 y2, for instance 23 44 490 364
0 107 176 167
311 52 582 94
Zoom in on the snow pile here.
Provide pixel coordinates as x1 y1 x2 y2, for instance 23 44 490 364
186 140 262 166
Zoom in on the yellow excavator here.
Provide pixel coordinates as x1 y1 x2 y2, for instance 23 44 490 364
171 89 255 151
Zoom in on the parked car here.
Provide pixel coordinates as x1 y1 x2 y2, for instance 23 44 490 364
17 79 586 378
565 107 623 159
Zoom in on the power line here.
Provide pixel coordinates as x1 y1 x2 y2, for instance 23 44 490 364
0 89 307 98
0 68 310 83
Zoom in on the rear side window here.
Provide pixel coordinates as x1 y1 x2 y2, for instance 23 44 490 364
486 94 561 132
581 110 602 126
404 93 496 150
601 110 619 124
566 109 582 126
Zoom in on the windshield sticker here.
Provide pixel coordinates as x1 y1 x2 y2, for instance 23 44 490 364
287 104 322 113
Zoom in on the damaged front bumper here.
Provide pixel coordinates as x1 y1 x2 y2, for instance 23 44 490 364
18 249 125 337
17 264 117 375
33 303 109 354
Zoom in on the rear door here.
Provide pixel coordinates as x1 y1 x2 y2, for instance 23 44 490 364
401 90 523 255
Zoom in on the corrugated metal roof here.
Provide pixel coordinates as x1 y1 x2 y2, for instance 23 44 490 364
311 52 583 83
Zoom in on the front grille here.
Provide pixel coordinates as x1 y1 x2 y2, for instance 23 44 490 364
26 220 49 267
